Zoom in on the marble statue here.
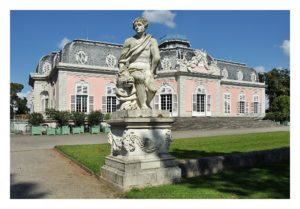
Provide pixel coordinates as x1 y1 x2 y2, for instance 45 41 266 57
116 17 161 110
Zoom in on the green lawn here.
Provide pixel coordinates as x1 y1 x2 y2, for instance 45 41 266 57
55 131 289 175
124 163 289 199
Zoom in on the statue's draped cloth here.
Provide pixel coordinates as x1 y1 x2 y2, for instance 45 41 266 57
118 34 152 71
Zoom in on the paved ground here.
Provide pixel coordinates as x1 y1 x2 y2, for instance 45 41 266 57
10 126 289 199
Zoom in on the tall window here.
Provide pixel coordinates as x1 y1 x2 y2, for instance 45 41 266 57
154 85 178 116
253 95 259 114
75 83 88 112
160 86 173 112
107 86 116 113
224 93 231 114
238 94 246 114
193 86 211 116
40 91 49 112
102 85 117 113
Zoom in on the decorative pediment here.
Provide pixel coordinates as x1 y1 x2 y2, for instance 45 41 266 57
176 49 220 75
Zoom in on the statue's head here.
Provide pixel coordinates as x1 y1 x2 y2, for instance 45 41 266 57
132 17 149 30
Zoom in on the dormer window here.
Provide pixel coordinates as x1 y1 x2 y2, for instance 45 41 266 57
237 71 243 81
251 73 256 82
222 69 228 79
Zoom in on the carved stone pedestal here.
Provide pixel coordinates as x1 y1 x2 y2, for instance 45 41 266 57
100 110 181 190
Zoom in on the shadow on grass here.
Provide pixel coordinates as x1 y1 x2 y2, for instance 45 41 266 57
169 148 242 159
10 174 49 199
125 163 290 199
180 163 289 198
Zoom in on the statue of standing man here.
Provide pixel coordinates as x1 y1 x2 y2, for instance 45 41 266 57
116 17 160 110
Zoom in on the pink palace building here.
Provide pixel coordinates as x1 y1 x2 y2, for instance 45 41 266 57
29 35 266 118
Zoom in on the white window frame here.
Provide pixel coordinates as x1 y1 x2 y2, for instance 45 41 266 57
102 84 117 113
192 86 210 117
154 85 178 117
106 86 117 113
253 95 259 114
238 93 246 114
224 93 231 114
74 81 89 113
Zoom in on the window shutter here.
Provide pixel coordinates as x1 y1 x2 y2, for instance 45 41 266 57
207 95 211 112
172 94 178 114
71 95 75 112
237 102 240 115
251 102 254 113
102 96 107 113
89 96 94 112
259 102 262 114
192 94 197 111
154 94 160 110
245 102 249 114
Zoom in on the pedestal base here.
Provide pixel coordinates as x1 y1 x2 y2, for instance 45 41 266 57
101 154 181 190
100 110 182 190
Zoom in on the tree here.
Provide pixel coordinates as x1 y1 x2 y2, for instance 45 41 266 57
264 68 290 110
10 83 29 118
265 95 290 122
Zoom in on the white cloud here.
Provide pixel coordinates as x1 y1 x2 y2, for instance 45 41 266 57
254 66 266 73
17 90 32 99
281 40 290 56
17 90 33 108
142 10 176 28
58 37 71 49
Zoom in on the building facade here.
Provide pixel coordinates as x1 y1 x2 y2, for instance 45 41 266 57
29 35 265 117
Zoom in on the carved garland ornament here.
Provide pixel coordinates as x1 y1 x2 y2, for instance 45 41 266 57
105 54 117 67
108 129 172 155
42 62 52 74
76 50 88 64
161 58 172 71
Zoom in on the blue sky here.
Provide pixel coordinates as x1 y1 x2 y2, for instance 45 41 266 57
10 10 290 96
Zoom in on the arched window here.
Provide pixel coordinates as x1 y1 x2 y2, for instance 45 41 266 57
252 95 260 114
238 93 247 114
192 86 211 116
153 85 178 117
224 92 231 114
70 81 93 113
102 83 117 113
40 91 49 112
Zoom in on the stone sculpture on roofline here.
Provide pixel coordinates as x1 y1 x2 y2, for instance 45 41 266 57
100 17 181 190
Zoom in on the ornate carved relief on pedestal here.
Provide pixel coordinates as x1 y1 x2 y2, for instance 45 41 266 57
105 54 117 67
75 50 88 64
108 129 172 156
42 61 52 74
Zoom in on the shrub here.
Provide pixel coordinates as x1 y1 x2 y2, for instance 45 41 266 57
71 111 86 126
87 111 103 126
104 113 111 121
56 111 71 127
28 112 44 126
45 108 59 120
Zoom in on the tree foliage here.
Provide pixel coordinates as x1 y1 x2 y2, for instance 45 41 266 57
263 68 290 122
10 83 29 118
264 68 290 109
